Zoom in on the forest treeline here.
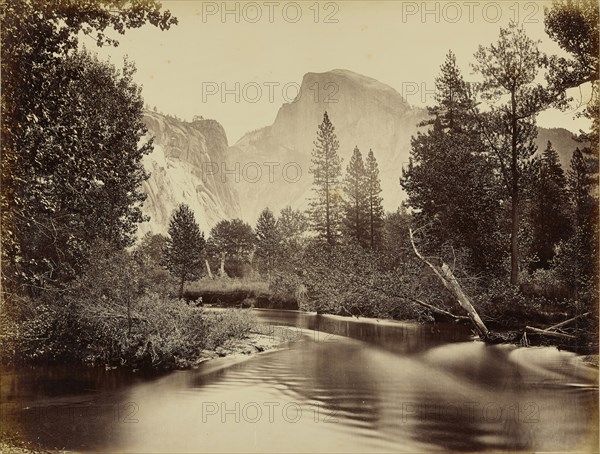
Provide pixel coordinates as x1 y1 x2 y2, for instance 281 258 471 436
1 0 598 366
171 5 598 349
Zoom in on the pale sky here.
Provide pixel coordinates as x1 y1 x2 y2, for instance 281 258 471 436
91 0 592 143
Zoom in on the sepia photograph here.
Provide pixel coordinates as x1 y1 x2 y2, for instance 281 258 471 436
1 0 598 452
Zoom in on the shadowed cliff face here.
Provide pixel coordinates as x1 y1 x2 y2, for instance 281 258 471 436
228 69 430 222
137 111 240 236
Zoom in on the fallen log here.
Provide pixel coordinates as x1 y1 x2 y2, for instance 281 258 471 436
545 312 590 332
524 326 576 340
410 297 470 321
409 228 489 339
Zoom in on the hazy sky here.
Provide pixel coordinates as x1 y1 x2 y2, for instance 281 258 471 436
92 0 592 143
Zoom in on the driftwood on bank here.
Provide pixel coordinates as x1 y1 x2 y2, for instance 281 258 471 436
409 228 489 339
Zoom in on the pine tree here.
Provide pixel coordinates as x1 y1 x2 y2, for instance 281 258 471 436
342 146 369 246
255 208 281 281
530 141 571 269
545 1 598 305
401 53 503 273
568 148 597 230
164 204 206 299
308 111 343 245
427 50 475 130
567 147 597 274
365 149 385 249
552 147 598 301
473 22 560 285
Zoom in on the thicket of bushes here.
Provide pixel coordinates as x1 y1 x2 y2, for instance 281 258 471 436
267 236 597 351
0 240 256 370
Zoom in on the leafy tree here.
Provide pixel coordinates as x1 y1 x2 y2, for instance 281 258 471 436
276 206 308 265
544 0 598 307
0 0 177 297
342 146 369 246
3 51 153 294
473 22 560 285
383 208 412 261
544 0 599 90
365 149 385 249
165 204 205 299
135 232 169 267
207 219 256 277
278 206 308 242
255 208 281 281
402 52 503 274
308 111 343 245
530 142 571 269
132 232 174 296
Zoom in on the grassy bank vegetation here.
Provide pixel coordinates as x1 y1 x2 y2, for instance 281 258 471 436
187 278 268 294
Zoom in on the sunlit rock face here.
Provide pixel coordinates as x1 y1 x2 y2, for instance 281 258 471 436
138 111 240 236
229 69 430 222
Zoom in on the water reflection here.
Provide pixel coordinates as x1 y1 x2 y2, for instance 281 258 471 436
1 309 597 453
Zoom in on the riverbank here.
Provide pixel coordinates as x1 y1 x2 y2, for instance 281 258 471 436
209 286 597 354
182 325 296 368
184 279 596 355
2 308 596 454
0 298 291 372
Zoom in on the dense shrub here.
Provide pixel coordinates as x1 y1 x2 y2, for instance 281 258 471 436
270 240 436 320
202 309 255 349
0 244 257 370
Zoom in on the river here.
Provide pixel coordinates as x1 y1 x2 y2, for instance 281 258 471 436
1 309 598 452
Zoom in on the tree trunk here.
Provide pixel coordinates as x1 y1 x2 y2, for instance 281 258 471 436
370 198 374 249
326 182 331 245
440 263 489 337
205 259 213 279
409 228 489 339
179 275 185 300
510 90 520 286
219 252 226 276
546 312 589 331
127 299 132 337
510 191 519 285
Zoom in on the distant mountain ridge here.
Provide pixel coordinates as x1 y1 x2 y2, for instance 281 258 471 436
137 71 582 234
229 69 580 223
228 69 430 222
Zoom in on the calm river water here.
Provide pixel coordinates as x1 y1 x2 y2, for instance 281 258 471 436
1 309 598 452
